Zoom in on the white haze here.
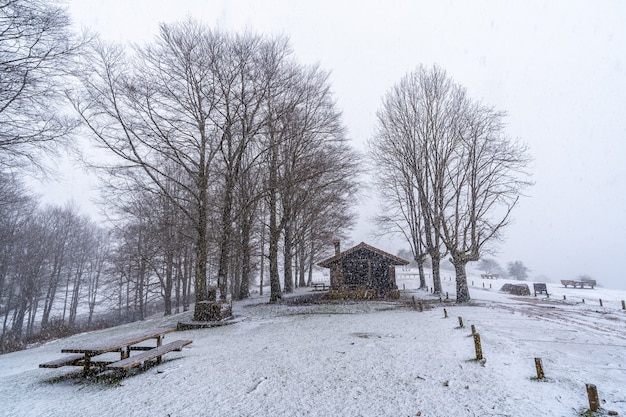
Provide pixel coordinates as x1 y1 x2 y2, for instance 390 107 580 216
32 0 626 289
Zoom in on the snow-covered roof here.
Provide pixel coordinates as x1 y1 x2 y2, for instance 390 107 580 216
317 242 410 268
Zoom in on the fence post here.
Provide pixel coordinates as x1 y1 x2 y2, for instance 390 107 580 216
412 296 417 310
586 383 600 412
443 308 448 318
622 300 625 310
470 324 476 335
599 299 603 307
458 316 464 328
534 358 545 380
473 333 483 360
418 301 424 312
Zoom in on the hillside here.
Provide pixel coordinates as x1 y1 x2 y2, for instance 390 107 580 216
1 275 625 417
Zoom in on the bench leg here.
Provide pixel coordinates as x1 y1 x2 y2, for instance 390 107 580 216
83 353 91 374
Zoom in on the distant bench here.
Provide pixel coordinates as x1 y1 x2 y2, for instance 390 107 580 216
533 283 548 296
561 279 596 289
481 274 499 279
311 282 328 291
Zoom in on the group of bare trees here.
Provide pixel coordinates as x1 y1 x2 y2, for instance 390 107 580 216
69 20 359 314
0 0 359 346
370 65 531 302
0 173 110 348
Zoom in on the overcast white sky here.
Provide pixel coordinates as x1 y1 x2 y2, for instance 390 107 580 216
47 0 626 289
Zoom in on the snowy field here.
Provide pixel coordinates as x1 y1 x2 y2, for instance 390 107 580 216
1 274 625 417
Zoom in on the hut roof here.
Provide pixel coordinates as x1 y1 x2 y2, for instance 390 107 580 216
317 242 410 268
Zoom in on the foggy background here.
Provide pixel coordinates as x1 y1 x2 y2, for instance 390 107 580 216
33 0 626 289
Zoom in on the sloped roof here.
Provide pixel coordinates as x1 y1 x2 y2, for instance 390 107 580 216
317 242 410 268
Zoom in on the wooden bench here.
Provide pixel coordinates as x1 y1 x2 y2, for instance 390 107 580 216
561 279 596 289
39 354 85 369
106 339 192 371
533 283 548 296
311 282 327 291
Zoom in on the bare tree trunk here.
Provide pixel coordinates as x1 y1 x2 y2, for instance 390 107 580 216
454 261 471 303
238 219 252 300
283 218 294 293
268 194 282 303
298 242 307 288
259 218 266 296
416 259 426 290
217 177 234 301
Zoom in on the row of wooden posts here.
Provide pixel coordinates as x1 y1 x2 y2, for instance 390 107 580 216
458 310 603 413
415 305 606 413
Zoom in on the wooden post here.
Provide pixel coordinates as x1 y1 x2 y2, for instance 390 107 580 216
471 324 476 335
418 301 424 312
473 333 483 360
599 299 603 307
444 308 448 318
489 283 492 289
586 383 600 412
482 282 485 288
622 300 625 310
412 296 417 310
563 295 566 300
582 299 585 304
534 358 545 380
458 316 464 328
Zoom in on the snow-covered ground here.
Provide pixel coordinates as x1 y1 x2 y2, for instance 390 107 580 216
1 274 625 417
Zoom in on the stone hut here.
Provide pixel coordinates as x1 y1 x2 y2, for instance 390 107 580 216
317 240 410 298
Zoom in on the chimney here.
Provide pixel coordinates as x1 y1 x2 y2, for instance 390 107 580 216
333 239 340 256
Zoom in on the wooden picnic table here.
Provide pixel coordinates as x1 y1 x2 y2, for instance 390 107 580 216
41 327 181 373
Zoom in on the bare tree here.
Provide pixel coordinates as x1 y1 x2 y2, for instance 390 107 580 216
477 258 503 276
275 65 357 295
370 159 428 289
507 261 529 281
440 101 531 301
371 65 530 302
0 0 85 172
70 22 232 317
370 65 454 294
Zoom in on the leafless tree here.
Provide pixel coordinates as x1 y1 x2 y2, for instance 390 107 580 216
507 260 529 281
371 65 530 302
70 22 233 317
370 157 429 289
477 258 503 276
261 62 359 300
0 0 85 172
370 65 455 294
440 102 531 301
